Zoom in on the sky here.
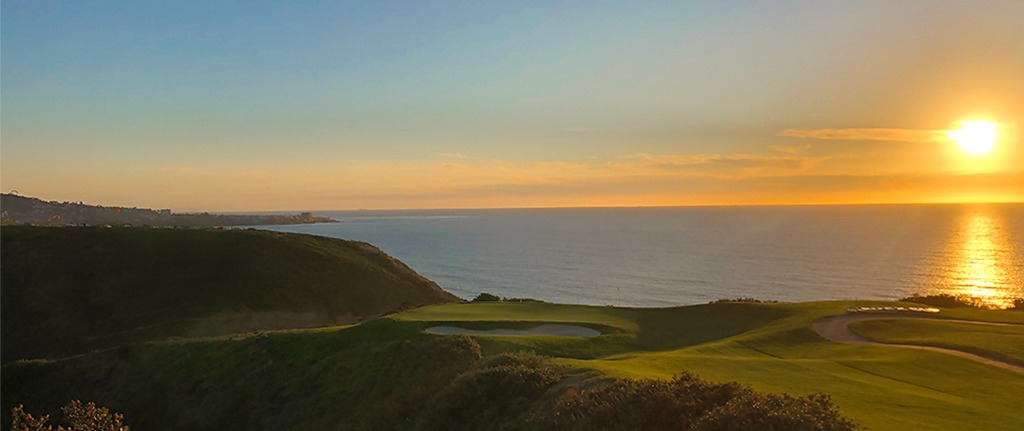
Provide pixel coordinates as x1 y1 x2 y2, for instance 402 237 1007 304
2 0 1023 211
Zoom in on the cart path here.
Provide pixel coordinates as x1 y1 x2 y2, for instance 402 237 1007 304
812 314 1024 374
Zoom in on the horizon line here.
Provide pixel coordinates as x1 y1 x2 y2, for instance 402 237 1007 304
6 192 1022 214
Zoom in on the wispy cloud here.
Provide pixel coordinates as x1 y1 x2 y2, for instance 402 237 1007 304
769 144 811 154
778 128 948 143
436 152 467 159
619 152 853 179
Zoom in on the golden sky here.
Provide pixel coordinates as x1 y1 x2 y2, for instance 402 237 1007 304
2 1 1022 211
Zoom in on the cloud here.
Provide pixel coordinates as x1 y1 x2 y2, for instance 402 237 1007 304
436 152 466 159
22 146 1020 211
619 152 852 179
778 128 948 143
769 144 811 154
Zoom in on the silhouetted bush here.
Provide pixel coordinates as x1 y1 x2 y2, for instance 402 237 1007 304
535 373 856 431
472 293 502 302
501 297 547 304
901 293 1024 310
1010 298 1024 311
710 298 779 304
900 294 977 308
417 357 857 431
539 373 747 430
692 392 856 431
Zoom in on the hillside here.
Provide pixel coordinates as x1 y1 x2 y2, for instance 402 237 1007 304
0 226 459 363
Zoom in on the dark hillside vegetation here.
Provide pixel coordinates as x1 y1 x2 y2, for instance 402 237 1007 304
2 319 856 430
0 226 458 363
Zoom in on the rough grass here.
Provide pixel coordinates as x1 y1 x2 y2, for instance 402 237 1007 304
0 226 458 363
1 318 477 429
849 319 1024 367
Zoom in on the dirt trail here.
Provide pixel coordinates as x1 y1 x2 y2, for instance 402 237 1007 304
812 313 1024 374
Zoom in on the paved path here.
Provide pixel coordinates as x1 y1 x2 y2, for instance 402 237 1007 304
813 313 1024 374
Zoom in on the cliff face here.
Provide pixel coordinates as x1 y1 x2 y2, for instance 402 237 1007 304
0 226 460 363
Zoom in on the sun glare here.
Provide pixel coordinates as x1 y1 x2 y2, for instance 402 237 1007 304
948 121 997 156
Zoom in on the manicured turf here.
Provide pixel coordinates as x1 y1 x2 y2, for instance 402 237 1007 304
395 301 1024 431
850 318 1024 367
5 300 1022 430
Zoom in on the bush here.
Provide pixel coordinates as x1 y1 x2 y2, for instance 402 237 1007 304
899 294 977 308
710 298 778 304
417 352 566 430
472 292 502 302
535 373 856 431
9 401 130 431
1010 298 1024 311
693 393 856 431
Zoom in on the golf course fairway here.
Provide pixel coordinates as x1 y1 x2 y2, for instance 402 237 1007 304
396 300 1024 431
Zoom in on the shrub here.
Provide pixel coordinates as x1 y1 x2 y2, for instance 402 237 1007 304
711 298 778 304
534 373 856 431
693 393 856 431
899 294 976 308
9 405 49 431
1010 298 1024 311
9 401 130 431
472 293 501 302
417 352 566 430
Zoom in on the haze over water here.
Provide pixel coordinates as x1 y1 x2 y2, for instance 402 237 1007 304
263 204 1024 308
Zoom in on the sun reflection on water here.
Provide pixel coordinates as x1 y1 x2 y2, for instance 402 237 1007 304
936 209 1018 308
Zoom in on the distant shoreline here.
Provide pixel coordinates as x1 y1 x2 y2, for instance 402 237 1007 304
1 193 338 228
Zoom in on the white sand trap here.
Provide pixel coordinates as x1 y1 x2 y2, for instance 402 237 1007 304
425 324 600 337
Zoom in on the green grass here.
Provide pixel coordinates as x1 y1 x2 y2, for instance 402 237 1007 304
850 319 1024 367
1 318 478 429
396 302 640 331
0 226 458 363
393 300 1024 431
5 296 1023 430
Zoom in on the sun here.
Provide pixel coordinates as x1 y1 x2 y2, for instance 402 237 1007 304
948 121 997 155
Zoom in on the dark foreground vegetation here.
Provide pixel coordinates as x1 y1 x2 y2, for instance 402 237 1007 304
11 401 130 431
0 193 335 227
1 226 458 363
4 326 855 430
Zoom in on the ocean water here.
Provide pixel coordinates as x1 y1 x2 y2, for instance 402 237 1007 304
259 204 1024 308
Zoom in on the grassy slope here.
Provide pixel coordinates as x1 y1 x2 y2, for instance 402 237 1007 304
0 226 458 363
849 319 1024 367
4 300 1022 430
397 301 1024 431
1 320 481 430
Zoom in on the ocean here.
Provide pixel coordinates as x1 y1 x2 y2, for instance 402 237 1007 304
258 203 1024 308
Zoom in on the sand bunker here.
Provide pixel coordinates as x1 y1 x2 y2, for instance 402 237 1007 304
425 324 600 337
